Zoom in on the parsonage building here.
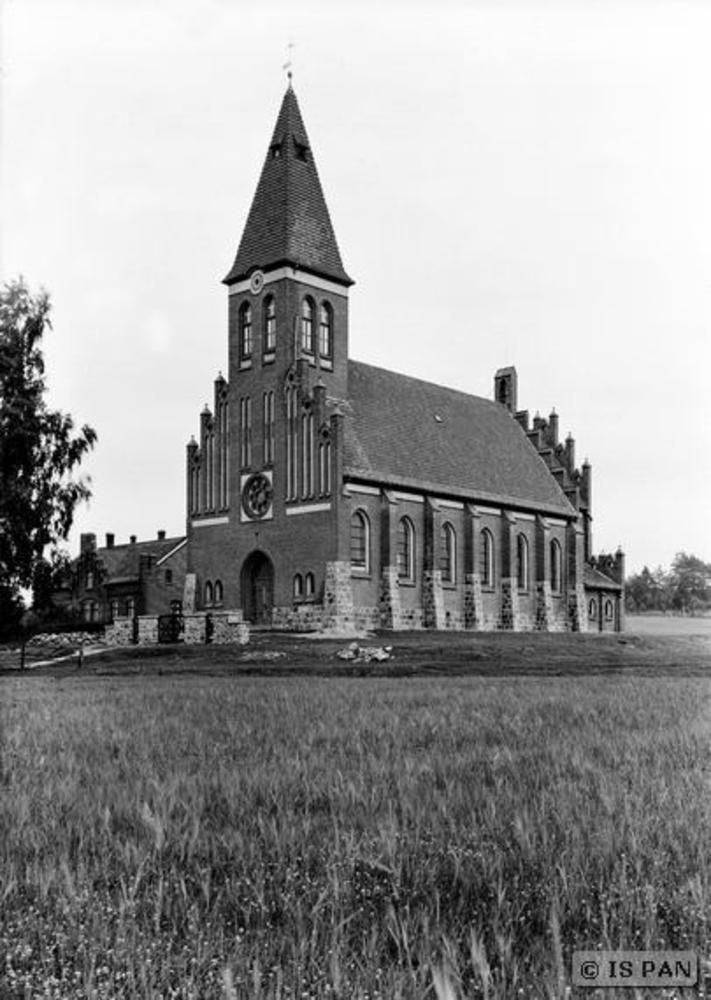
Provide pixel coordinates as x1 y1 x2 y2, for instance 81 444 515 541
180 84 624 633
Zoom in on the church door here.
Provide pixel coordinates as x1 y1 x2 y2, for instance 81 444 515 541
240 551 274 624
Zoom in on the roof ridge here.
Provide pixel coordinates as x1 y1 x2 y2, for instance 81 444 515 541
348 358 499 409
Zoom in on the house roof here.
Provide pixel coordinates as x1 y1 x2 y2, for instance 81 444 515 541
96 537 185 585
584 564 622 591
342 361 575 515
223 86 352 287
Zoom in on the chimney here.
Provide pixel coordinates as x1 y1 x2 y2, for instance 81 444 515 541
105 533 115 549
494 366 518 413
130 535 137 545
157 530 166 541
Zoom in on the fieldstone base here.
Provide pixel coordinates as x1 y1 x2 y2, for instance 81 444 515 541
499 579 522 631
568 585 589 632
464 573 484 629
535 582 554 631
323 561 355 631
380 566 403 629
423 570 446 629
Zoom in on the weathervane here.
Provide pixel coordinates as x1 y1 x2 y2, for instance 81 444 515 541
283 41 295 83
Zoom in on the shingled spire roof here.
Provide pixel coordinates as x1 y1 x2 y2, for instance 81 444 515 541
223 86 352 286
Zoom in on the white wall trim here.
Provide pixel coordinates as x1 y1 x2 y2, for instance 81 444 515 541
228 267 349 298
286 502 332 516
347 484 380 496
191 516 229 528
439 499 464 510
392 491 424 504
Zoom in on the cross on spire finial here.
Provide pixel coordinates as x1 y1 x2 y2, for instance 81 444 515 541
283 41 295 84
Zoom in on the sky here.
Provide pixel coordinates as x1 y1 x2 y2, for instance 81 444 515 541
1 0 709 577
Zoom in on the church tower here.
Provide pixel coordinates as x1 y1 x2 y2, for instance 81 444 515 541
186 85 353 622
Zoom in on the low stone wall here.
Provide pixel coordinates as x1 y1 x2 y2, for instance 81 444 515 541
104 618 134 646
104 612 250 646
209 612 249 645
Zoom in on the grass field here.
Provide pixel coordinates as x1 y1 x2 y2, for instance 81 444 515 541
2 635 711 998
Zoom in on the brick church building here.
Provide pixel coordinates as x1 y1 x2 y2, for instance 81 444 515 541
183 84 624 632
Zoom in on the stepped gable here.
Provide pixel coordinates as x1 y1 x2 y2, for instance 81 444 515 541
224 85 352 286
343 361 574 514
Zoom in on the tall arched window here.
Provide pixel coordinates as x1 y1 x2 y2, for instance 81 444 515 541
263 391 275 464
350 510 370 572
319 439 332 496
301 298 314 353
204 581 214 607
517 534 529 591
293 574 303 601
397 517 415 581
264 295 276 354
239 302 252 359
550 539 563 593
214 580 224 605
319 301 333 359
305 572 315 598
286 386 297 500
481 528 495 587
440 523 456 583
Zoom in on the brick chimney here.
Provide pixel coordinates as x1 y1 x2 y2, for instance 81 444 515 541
105 533 115 549
157 530 166 541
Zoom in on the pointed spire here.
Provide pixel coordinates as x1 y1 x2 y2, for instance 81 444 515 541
224 87 352 287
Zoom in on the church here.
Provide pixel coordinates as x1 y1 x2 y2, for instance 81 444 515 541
183 84 624 633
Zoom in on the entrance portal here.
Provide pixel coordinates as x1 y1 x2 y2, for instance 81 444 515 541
240 550 274 624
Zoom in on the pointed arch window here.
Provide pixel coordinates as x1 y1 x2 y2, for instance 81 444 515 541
481 528 495 588
517 534 530 592
440 523 456 584
301 298 314 353
293 574 303 601
204 581 214 607
397 517 415 581
319 301 333 360
305 572 315 598
264 295 276 354
239 302 252 360
214 580 224 606
550 539 563 593
350 510 370 573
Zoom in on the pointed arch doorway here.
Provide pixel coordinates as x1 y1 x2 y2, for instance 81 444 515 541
240 550 274 624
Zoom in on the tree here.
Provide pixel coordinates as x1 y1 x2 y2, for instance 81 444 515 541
0 278 96 634
669 552 711 614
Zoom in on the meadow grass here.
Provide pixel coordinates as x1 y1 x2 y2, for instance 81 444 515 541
1 672 711 998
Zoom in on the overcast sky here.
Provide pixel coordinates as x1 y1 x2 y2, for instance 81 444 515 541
2 0 709 576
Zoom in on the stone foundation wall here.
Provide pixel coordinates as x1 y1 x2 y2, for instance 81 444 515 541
568 585 589 632
463 574 484 629
422 570 445 629
183 614 207 644
379 567 403 629
323 560 355 631
499 579 522 631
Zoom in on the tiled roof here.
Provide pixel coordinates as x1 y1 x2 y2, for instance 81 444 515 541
224 86 352 286
584 564 622 591
96 537 185 584
343 361 575 515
